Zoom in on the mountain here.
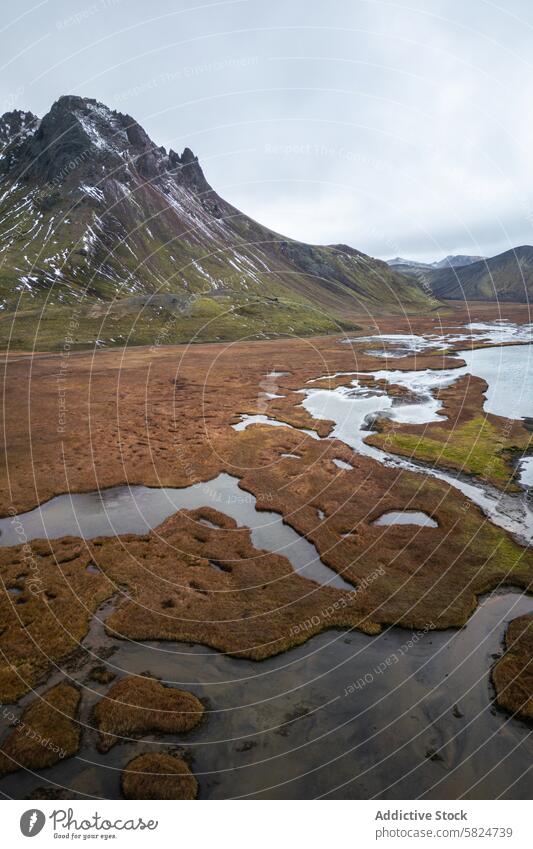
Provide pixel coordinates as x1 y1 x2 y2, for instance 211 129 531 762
422 246 533 301
386 257 432 271
387 254 484 275
431 254 484 270
0 96 439 350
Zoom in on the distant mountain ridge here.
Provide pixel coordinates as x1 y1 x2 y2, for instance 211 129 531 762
421 246 533 301
387 254 484 272
0 96 439 349
432 254 485 269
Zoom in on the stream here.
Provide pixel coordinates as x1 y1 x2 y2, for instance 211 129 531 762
0 473 352 591
300 342 533 544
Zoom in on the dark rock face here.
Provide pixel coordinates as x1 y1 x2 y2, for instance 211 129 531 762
25 102 96 183
171 147 210 194
0 110 39 174
0 95 217 208
0 109 39 146
1 96 210 194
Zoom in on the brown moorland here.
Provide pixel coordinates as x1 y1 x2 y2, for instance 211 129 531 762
0 682 80 776
121 752 198 799
0 504 379 701
0 540 115 702
0 303 532 705
492 613 533 720
92 675 204 752
3 303 530 514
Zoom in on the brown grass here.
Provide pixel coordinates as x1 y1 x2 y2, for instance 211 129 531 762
3 303 529 516
0 682 80 776
121 752 198 799
100 502 378 660
0 540 114 701
1 303 532 705
492 614 533 720
92 675 204 752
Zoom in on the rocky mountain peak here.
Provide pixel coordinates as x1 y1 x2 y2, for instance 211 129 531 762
168 146 209 194
0 93 439 348
0 109 39 146
0 94 210 195
0 111 40 176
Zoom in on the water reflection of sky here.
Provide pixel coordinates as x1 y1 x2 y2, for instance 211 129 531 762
344 321 533 359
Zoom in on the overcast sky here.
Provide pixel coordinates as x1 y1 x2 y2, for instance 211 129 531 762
1 0 533 262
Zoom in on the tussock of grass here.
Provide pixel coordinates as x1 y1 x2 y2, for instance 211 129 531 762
0 541 113 702
382 418 510 477
121 752 198 800
492 614 533 720
0 682 80 776
92 675 204 752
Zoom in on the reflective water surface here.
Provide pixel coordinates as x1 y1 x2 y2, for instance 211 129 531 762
373 511 438 528
0 473 352 591
0 590 530 799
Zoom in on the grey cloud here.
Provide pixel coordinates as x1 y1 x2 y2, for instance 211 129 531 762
1 0 531 262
